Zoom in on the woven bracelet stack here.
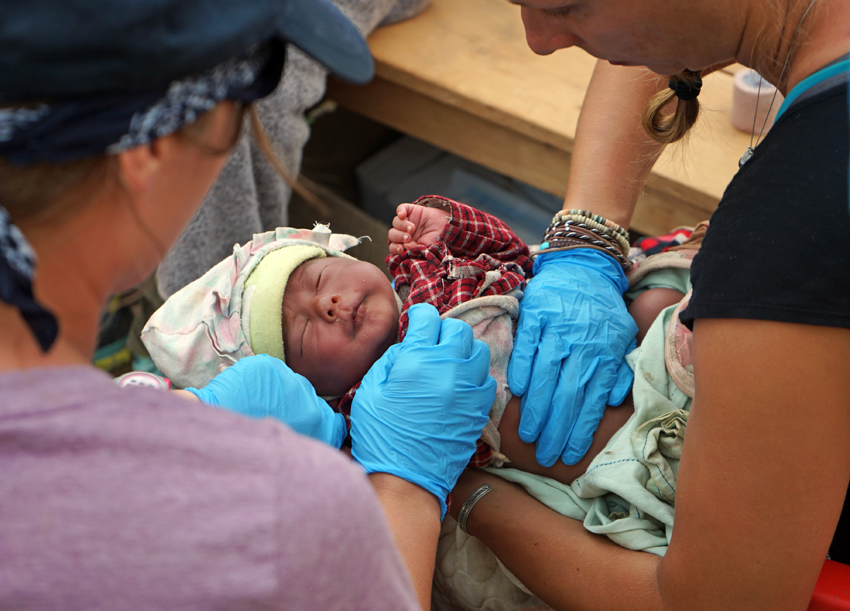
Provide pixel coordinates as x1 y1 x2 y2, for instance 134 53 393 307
538 209 631 272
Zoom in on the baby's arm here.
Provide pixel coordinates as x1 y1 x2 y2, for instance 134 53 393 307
498 394 634 485
388 203 450 254
497 285 684 483
628 287 686 344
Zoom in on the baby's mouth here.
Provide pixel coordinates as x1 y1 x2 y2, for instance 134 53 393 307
352 298 364 331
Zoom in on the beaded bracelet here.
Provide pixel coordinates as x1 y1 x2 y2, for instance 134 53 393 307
555 208 628 233
543 221 630 266
537 210 631 272
542 228 630 270
114 371 171 390
556 210 630 252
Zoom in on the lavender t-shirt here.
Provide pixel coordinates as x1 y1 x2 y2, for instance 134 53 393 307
0 366 418 610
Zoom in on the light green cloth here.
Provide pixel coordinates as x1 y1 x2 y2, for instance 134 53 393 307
625 266 692 303
432 257 699 611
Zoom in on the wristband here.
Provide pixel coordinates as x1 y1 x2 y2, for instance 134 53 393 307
114 371 171 390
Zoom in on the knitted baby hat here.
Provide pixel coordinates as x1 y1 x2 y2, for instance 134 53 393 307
243 243 327 362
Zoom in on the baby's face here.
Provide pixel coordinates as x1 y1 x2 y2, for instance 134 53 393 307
282 257 400 397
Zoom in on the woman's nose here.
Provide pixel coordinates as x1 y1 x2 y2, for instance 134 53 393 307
520 7 581 55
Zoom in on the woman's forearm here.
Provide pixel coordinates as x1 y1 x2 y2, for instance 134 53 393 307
370 473 441 610
451 469 661 611
564 61 667 227
453 319 850 611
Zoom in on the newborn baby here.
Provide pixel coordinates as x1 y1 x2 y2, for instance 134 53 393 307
143 196 680 483
142 195 530 395
142 196 536 469
279 199 517 398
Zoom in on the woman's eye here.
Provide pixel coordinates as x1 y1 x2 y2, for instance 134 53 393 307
543 5 573 17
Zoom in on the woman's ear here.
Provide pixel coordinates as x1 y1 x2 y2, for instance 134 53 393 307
115 137 171 196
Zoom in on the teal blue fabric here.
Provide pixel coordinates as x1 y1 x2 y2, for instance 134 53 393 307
776 58 850 120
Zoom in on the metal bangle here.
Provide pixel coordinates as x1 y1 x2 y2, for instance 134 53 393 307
458 483 493 535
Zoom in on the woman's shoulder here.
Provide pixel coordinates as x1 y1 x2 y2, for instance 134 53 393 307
683 80 850 329
0 365 418 609
739 77 848 185
0 364 361 487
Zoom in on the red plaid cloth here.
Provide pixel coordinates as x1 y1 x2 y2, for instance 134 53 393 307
388 196 532 340
339 196 533 470
628 227 694 265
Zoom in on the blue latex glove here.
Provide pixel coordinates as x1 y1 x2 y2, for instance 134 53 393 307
350 303 496 519
508 249 638 467
186 354 347 449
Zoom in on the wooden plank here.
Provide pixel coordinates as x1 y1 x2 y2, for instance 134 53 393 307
327 0 754 235
326 77 574 198
327 76 716 236
363 0 590 152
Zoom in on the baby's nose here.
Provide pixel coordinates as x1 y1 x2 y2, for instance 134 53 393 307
316 294 348 322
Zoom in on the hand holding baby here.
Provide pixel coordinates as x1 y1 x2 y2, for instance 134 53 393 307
388 203 451 254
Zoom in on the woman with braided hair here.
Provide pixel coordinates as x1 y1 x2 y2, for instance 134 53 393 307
452 0 850 609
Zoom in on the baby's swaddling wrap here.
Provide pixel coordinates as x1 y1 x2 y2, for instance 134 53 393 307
141 226 361 389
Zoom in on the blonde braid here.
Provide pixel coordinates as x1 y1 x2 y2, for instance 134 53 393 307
640 70 703 144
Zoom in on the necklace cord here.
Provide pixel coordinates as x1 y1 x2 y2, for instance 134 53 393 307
754 0 818 148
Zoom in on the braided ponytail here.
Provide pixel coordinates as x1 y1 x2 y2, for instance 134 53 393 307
641 70 703 144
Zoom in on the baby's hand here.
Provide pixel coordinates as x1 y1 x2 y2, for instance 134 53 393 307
388 203 450 254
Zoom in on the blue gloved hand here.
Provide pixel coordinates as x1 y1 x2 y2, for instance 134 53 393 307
508 249 638 467
350 303 496 519
186 354 347 449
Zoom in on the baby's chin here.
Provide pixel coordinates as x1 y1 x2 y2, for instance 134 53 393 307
366 290 401 350
319 322 399 398
359 315 400 376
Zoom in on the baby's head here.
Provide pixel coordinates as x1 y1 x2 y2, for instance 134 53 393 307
246 244 399 397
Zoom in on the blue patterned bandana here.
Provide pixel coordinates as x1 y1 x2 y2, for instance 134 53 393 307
0 41 284 165
0 206 58 351
0 42 285 351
